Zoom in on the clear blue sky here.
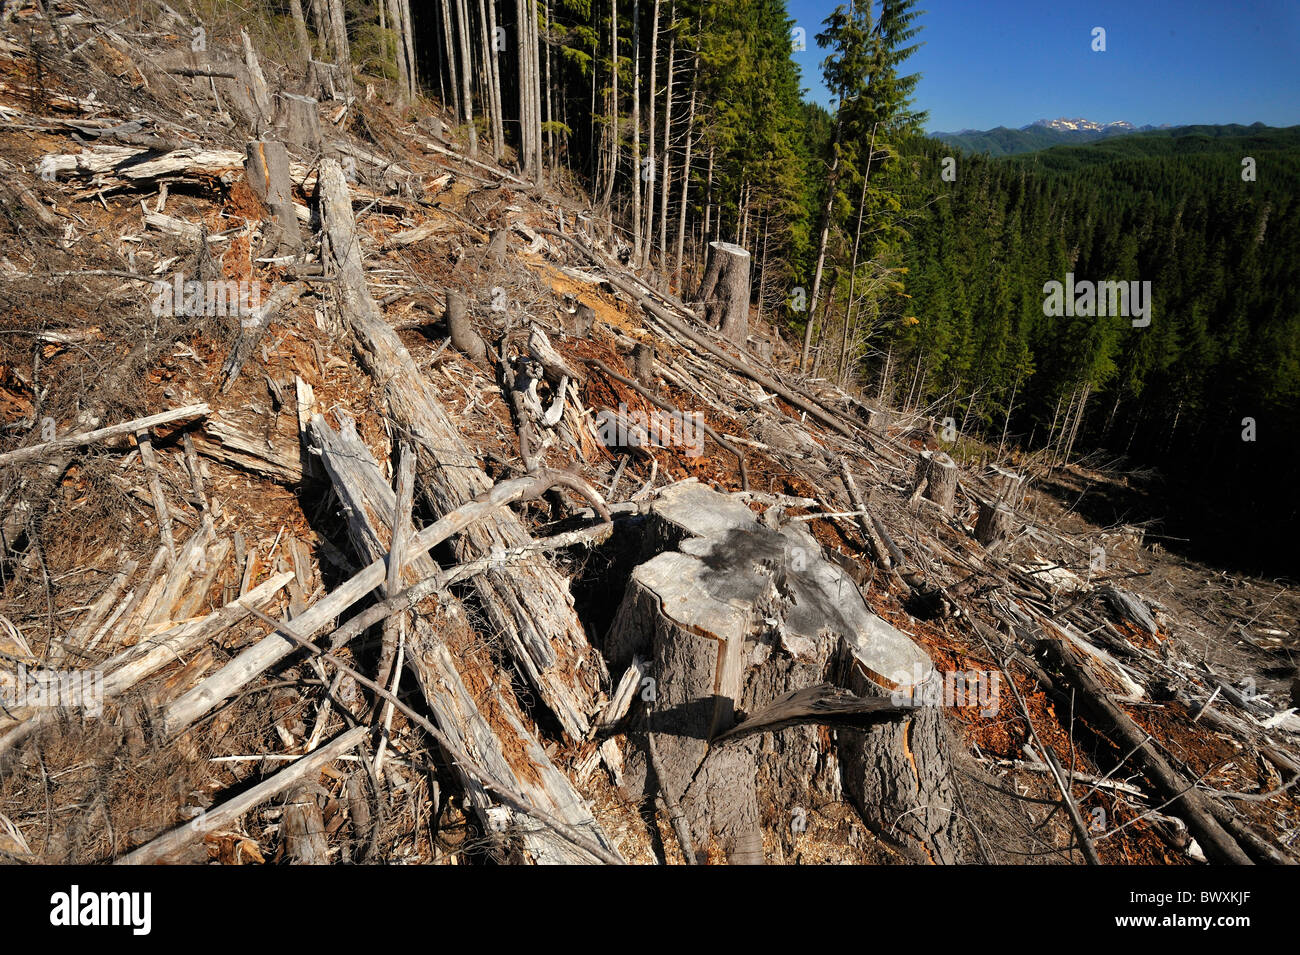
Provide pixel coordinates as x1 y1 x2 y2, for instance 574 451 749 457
785 0 1300 132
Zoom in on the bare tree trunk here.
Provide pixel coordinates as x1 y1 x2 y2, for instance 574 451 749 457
699 142 713 282
401 0 417 97
441 0 461 120
544 0 554 175
657 6 675 270
673 46 697 288
800 111 844 373
288 0 312 62
455 0 478 158
630 0 642 263
837 124 876 384
327 0 353 96
484 0 503 156
474 0 498 157
640 0 660 269
600 0 618 213
386 0 409 103
696 241 751 345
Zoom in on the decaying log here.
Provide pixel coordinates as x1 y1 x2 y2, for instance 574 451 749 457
315 158 603 740
281 784 330 865
605 481 966 864
307 414 619 863
695 241 751 345
444 290 485 362
911 450 957 513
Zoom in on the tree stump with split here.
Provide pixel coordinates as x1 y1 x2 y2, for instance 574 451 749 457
244 140 302 255
696 241 752 345
913 450 958 513
988 466 1021 505
604 482 968 864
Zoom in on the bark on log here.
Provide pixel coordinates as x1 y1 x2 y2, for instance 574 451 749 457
695 240 751 345
315 159 604 740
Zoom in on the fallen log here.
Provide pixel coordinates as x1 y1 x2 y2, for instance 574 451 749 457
1037 634 1253 864
308 412 620 863
316 158 604 740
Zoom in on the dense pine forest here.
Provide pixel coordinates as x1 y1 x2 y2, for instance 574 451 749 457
295 0 1298 568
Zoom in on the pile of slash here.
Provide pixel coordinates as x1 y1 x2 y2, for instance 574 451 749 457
0 1 1296 865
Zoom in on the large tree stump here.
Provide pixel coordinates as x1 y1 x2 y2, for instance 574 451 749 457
271 93 322 152
912 450 958 513
695 241 751 345
605 482 967 864
244 140 302 255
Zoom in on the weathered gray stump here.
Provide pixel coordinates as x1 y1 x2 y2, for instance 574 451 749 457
444 291 485 363
245 139 302 255
913 450 958 513
271 92 322 152
974 500 1014 547
605 482 967 864
695 241 751 345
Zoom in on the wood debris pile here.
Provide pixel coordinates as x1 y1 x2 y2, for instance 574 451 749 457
0 3 1295 865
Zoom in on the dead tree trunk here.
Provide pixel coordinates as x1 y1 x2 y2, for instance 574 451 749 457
313 159 603 741
695 241 750 345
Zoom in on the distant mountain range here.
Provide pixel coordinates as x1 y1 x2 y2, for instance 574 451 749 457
931 117 1170 156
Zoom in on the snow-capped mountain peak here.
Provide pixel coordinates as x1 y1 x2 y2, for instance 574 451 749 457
1025 117 1136 132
